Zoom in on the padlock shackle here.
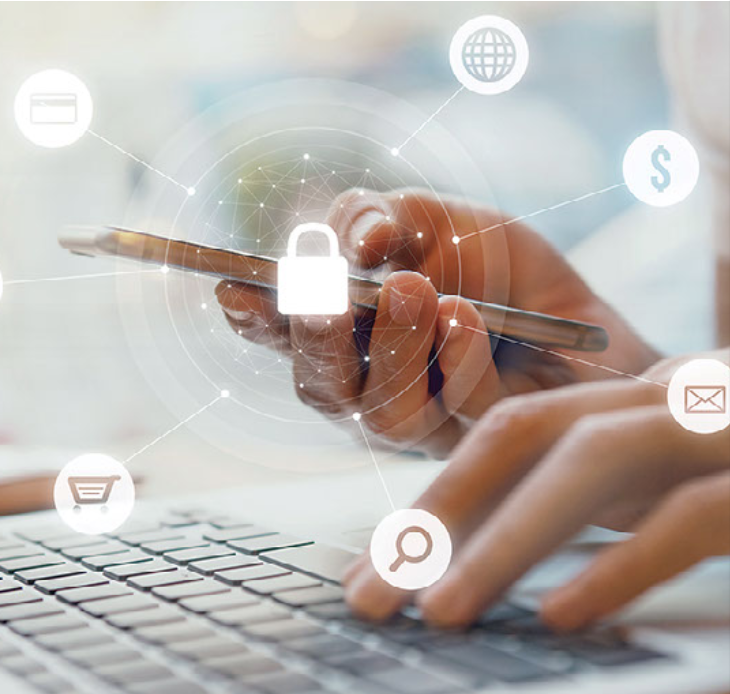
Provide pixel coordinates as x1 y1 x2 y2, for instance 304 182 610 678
286 223 340 258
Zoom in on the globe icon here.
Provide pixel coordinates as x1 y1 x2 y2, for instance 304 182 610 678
461 26 517 83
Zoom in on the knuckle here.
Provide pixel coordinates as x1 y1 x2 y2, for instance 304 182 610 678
474 395 547 440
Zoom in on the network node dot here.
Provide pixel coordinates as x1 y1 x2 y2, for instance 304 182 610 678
303 153 310 160
359 240 365 246
220 389 230 398
390 147 400 157
352 412 362 422
451 236 461 245
160 265 170 275
201 303 207 310
417 232 423 239
237 179 242 184
259 203 264 208
187 187 196 196
449 318 458 327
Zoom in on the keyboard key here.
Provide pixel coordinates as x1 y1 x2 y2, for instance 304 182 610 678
0 554 65 573
228 534 312 555
179 590 259 614
134 621 218 645
10 613 87 636
81 594 158 616
209 603 289 627
167 635 249 661
82 549 152 570
35 626 115 651
104 558 177 580
325 650 401 675
65 643 144 667
60 541 128 559
0 601 64 623
305 602 354 621
202 525 273 543
215 564 289 586
189 554 261 576
41 533 104 551
152 579 229 602
244 671 321 693
140 537 208 554
107 605 184 630
164 545 234 565
243 618 325 642
203 652 284 679
57 583 132 604
431 642 557 682
96 659 176 684
0 546 42 562
242 574 320 596
265 544 356 583
15 563 85 584
129 569 202 591
2 653 46 675
26 671 76 693
35 572 105 594
0 587 42 606
127 680 207 694
367 666 459 694
16 525 75 542
116 529 183 546
0 576 23 593
285 633 361 659
273 585 344 607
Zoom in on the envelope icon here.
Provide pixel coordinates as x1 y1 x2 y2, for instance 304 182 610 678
684 385 726 414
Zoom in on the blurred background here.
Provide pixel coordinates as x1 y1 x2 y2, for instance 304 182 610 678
0 2 714 492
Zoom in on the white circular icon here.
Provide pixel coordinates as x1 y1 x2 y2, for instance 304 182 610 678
370 509 452 591
623 130 699 207
450 16 529 96
667 359 730 434
54 454 135 535
14 70 93 148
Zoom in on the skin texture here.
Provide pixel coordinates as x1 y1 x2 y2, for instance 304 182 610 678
217 189 729 631
216 189 658 457
342 351 730 630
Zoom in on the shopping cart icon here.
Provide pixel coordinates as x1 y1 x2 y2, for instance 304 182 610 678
67 475 121 513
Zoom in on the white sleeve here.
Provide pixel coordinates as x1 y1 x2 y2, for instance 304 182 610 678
659 3 730 258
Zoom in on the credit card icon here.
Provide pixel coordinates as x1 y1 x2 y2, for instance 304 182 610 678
29 93 78 125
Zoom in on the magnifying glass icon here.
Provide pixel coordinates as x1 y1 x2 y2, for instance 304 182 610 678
389 525 434 572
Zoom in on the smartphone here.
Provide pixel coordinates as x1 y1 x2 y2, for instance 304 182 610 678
59 226 609 352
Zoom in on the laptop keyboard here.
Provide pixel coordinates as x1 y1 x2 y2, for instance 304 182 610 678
0 507 668 693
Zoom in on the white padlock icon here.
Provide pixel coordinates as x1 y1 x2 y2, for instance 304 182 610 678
277 222 349 316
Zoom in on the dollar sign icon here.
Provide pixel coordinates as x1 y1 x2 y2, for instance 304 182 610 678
651 144 671 193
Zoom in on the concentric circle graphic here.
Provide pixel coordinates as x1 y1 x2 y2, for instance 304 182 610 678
118 80 509 470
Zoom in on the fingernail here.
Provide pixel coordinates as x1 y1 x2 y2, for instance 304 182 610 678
223 308 255 322
387 277 426 326
352 210 387 240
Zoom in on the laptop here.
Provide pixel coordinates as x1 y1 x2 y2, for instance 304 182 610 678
0 461 728 694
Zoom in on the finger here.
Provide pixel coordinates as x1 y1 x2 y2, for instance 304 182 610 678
418 406 717 627
359 271 441 443
435 296 503 420
542 471 730 631
289 309 361 420
345 381 663 621
216 281 290 352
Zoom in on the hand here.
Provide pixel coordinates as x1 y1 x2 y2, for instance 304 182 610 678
216 189 657 456
343 349 730 630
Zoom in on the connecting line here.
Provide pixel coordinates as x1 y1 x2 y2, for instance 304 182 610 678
87 129 192 195
394 86 465 155
355 417 397 513
458 182 627 243
4 269 160 286
460 325 668 389
124 395 223 465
